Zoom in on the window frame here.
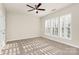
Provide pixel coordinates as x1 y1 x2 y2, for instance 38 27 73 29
44 14 71 40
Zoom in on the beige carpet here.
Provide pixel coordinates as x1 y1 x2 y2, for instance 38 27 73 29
1 37 79 55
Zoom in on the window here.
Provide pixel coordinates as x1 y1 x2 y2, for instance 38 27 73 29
51 17 59 36
45 19 51 35
60 14 71 40
45 14 71 40
60 15 65 38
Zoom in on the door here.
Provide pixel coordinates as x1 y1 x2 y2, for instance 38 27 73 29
0 16 5 50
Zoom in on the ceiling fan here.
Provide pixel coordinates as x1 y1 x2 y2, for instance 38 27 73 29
26 3 45 13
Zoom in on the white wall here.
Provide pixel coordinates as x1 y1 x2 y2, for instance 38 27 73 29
0 4 5 17
6 12 40 41
41 4 79 48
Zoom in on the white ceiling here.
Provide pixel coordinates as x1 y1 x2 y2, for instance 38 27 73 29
4 3 72 17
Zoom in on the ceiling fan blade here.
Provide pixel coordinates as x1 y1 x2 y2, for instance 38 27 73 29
36 3 41 9
36 11 38 13
26 4 35 9
28 9 34 11
38 9 45 11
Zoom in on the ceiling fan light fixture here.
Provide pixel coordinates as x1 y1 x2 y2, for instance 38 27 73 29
26 3 45 14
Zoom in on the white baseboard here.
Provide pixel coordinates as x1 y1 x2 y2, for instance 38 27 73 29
6 35 40 42
41 34 79 49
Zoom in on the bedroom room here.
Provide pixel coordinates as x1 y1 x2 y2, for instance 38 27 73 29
0 3 79 55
